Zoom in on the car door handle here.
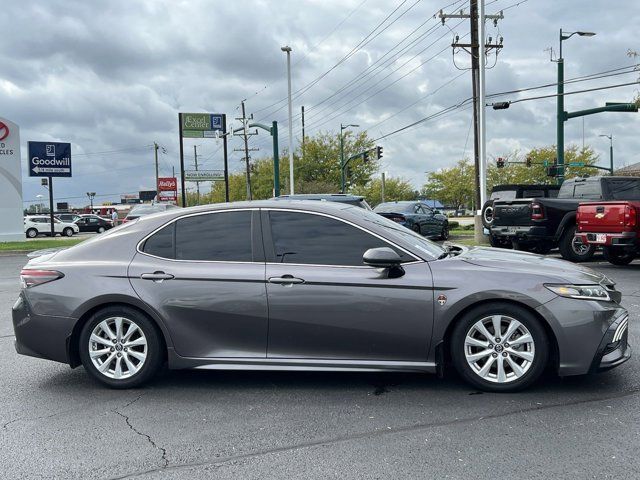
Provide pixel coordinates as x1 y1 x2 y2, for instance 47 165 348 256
140 272 174 282
268 275 305 285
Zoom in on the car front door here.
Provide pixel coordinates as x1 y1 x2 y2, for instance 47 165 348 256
128 209 268 358
263 209 434 363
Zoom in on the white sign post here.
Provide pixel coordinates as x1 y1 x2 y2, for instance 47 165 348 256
0 117 24 242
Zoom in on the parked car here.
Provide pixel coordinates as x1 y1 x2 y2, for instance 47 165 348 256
24 215 79 238
374 201 449 239
75 214 114 234
491 176 640 261
273 193 372 210
482 184 560 247
56 213 82 223
13 201 629 392
576 179 640 265
123 203 179 222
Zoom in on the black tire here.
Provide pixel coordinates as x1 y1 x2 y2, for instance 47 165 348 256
411 223 421 234
481 200 494 229
603 246 635 266
79 306 164 389
97 226 105 234
532 242 552 255
489 235 511 249
26 228 38 238
450 302 549 392
63 227 74 237
558 225 595 262
440 223 450 240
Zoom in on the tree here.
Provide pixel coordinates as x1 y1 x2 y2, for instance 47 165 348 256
422 159 476 210
352 177 416 207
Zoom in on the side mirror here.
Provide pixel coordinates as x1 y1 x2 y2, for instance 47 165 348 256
363 247 402 268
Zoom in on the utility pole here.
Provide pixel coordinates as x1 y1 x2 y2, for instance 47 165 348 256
381 172 386 203
301 105 306 162
439 2 503 243
235 101 259 200
154 142 159 197
193 145 200 205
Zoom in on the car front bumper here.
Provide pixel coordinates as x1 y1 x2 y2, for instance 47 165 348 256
589 313 631 373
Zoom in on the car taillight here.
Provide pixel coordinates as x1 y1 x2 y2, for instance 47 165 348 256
20 269 64 288
531 202 544 220
624 205 637 227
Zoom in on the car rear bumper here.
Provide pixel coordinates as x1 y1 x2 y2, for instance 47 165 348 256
12 293 75 365
578 231 638 247
490 225 551 242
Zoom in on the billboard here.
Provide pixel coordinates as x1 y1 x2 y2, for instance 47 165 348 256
158 177 177 191
0 117 24 241
181 113 224 138
184 170 225 181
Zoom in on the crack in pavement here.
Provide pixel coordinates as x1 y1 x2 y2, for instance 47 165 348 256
108 385 640 480
113 393 169 470
2 407 79 431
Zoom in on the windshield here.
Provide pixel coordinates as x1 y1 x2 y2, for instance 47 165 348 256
347 206 446 258
606 179 640 200
128 204 165 216
374 203 414 213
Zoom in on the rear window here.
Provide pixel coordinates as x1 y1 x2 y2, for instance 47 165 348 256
490 190 516 201
374 203 414 213
522 189 545 198
558 180 602 199
606 179 640 200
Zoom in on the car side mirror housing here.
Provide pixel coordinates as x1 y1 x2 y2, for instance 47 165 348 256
363 247 402 268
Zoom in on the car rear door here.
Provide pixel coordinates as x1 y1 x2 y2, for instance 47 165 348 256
128 209 268 358
262 209 434 363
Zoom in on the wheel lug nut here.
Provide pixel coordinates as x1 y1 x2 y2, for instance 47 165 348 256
492 353 498 358
124 347 128 352
112 339 117 344
502 352 508 357
504 343 509 348
110 347 115 352
495 338 501 343
117 353 122 357
488 344 494 349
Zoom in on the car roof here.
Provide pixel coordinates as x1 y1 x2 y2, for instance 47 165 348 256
273 194 365 201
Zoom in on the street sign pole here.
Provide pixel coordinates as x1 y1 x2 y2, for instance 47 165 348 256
178 113 186 207
48 176 54 237
222 114 229 202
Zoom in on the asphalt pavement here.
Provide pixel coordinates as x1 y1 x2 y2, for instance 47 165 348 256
1 253 639 479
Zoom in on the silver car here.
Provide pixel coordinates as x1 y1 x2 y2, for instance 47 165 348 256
12 201 630 392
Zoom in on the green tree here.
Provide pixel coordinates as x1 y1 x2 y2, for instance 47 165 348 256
422 158 476 210
352 177 416 207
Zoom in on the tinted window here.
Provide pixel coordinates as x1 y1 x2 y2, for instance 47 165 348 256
606 179 640 200
143 223 175 259
490 190 516 201
374 203 414 213
175 211 253 262
269 211 411 266
547 189 559 198
573 181 602 199
522 189 545 198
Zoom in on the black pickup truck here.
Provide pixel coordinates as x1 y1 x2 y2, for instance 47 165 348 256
491 176 640 262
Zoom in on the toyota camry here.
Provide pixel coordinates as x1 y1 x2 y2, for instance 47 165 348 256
12 200 630 392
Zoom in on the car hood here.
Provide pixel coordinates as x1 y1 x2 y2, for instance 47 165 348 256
457 246 612 286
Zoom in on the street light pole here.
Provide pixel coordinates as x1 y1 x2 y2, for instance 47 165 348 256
556 28 596 185
599 134 614 174
281 46 294 194
340 123 359 193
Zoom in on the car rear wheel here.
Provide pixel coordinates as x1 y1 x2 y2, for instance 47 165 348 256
489 235 511 249
440 224 449 240
79 307 163 388
411 224 421 235
451 303 548 392
603 246 635 266
63 227 74 237
558 225 595 262
26 228 38 238
481 200 494 228
97 226 106 234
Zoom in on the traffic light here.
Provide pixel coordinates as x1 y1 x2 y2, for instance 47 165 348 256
363 150 370 163
496 157 505 168
526 157 532 167
546 165 558 177
376 146 383 160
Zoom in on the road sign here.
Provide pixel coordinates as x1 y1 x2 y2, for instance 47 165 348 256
28 141 72 177
184 169 225 181
158 177 177 191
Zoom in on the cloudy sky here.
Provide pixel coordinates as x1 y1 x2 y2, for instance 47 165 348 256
2 0 639 207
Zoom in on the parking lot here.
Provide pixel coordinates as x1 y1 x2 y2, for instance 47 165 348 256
0 253 638 479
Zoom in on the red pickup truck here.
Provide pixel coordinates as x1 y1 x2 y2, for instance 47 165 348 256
577 197 640 265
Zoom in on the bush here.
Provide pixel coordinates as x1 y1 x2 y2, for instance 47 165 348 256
448 221 460 229
463 224 475 231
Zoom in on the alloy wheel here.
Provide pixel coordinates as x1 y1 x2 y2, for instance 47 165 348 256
88 317 148 380
464 315 535 384
571 235 590 255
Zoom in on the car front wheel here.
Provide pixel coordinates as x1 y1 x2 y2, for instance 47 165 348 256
451 303 548 392
79 307 163 388
26 228 38 238
63 227 74 237
97 226 105 234
603 246 635 266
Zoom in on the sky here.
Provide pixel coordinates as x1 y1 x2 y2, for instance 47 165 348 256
2 0 639 208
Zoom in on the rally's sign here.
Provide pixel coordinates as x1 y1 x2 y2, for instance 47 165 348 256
28 142 72 177
0 117 24 241
158 177 177 191
181 113 223 138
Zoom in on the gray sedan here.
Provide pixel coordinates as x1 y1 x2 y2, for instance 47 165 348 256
12 200 629 392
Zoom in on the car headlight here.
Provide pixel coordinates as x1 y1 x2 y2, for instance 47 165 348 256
544 284 611 301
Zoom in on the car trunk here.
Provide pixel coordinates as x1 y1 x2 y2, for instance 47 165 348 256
376 212 407 223
492 200 532 226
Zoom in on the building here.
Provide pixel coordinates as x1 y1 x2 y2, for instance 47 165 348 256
614 162 640 177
